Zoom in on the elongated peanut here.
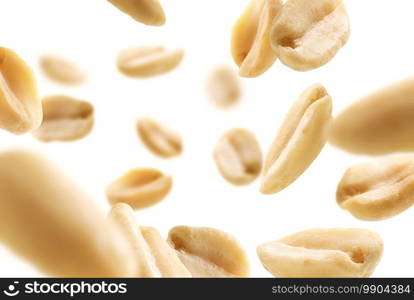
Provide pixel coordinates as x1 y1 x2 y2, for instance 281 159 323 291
257 229 383 277
231 0 282 77
214 128 262 185
39 54 86 85
270 0 349 71
206 65 241 107
107 0 165 26
337 156 414 221
261 84 332 194
106 168 172 209
330 78 414 155
0 150 135 277
0 47 42 134
168 226 249 278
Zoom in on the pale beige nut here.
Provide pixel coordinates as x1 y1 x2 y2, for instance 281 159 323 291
206 65 241 108
261 84 332 194
32 95 94 142
270 0 350 71
213 128 262 185
330 78 414 155
168 226 249 278
108 203 191 277
137 117 182 158
231 0 283 77
0 150 136 277
107 0 165 26
257 229 383 278
117 46 184 78
337 156 414 221
39 54 86 85
0 47 42 134
106 168 172 209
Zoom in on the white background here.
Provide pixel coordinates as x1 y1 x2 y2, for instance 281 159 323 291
0 0 413 277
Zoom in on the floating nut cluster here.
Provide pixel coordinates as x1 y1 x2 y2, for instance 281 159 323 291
39 54 86 85
330 77 414 155
214 128 262 186
337 156 414 221
0 47 42 134
137 117 182 158
106 168 172 210
261 84 332 194
0 150 135 277
168 226 250 278
206 65 241 107
231 0 283 77
117 46 184 78
257 229 383 278
32 95 94 142
107 0 166 26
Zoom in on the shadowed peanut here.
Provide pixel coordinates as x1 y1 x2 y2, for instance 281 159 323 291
337 156 414 221
108 203 191 277
107 0 165 26
0 47 42 134
106 168 172 210
206 65 241 107
32 95 94 142
168 226 249 278
0 150 136 277
214 128 262 185
117 46 184 78
39 54 86 85
231 0 282 77
261 84 332 194
270 0 350 71
330 78 414 155
137 117 182 158
257 229 383 277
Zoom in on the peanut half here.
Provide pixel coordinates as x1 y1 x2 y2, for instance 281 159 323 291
206 65 241 108
214 128 262 185
337 155 414 221
330 78 414 155
168 226 249 278
108 203 191 277
32 95 94 142
107 0 165 26
270 0 349 71
0 150 135 277
117 46 184 78
257 229 383 277
39 54 86 85
261 84 332 194
0 47 42 134
231 0 283 77
106 168 172 210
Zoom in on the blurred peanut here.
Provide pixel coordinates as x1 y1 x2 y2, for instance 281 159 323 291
39 54 86 85
107 0 165 26
206 65 241 107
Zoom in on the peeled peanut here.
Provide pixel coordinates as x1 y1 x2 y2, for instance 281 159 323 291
39 54 86 85
261 84 332 194
206 65 241 107
0 47 42 134
231 0 283 77
257 229 383 277
107 0 165 26
270 0 350 71
168 226 249 278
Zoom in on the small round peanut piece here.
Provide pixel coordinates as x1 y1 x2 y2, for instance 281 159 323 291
330 78 414 155
206 65 241 108
231 0 283 77
257 229 383 278
106 168 172 210
32 95 94 142
39 54 86 85
137 117 182 158
117 46 184 78
168 226 250 278
107 0 165 26
270 0 350 71
261 84 332 194
337 156 414 221
214 128 262 185
0 47 42 134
